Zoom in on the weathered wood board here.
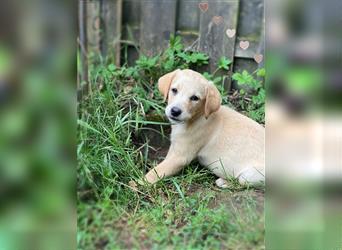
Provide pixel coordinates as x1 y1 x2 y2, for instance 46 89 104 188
176 0 200 47
234 0 263 58
79 0 265 92
140 0 177 56
199 0 240 89
121 0 141 65
85 0 101 56
78 0 88 93
101 0 122 66
233 0 264 82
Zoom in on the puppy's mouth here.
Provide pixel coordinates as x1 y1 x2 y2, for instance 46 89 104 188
168 116 183 123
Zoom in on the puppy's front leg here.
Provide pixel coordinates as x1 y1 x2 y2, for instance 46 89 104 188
144 150 189 184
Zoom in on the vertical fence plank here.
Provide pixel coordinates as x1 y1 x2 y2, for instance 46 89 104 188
140 0 177 56
176 0 200 47
122 0 140 40
234 0 263 59
101 0 122 65
257 15 265 69
86 0 101 57
199 0 239 90
122 0 141 65
232 0 264 88
78 0 89 98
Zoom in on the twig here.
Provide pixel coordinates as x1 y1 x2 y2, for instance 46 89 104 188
184 38 199 52
120 39 137 46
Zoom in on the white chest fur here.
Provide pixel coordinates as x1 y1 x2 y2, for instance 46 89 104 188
170 123 187 140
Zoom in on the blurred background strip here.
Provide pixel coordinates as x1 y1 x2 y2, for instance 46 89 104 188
0 0 75 249
266 0 342 249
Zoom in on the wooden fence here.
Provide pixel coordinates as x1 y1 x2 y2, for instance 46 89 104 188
78 0 264 93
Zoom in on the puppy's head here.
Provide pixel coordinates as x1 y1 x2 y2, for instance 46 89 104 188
158 69 221 124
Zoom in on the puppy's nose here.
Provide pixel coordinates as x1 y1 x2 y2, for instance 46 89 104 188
171 107 182 117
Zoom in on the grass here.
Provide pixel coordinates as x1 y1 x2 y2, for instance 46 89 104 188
77 36 265 249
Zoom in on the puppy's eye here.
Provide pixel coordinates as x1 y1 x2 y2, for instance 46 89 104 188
190 95 199 101
171 88 178 94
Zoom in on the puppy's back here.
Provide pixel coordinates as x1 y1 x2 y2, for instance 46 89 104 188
206 106 265 167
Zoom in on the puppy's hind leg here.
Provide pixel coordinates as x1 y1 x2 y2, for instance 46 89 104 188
215 177 229 188
237 167 264 186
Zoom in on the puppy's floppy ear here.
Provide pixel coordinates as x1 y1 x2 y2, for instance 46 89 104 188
158 69 180 101
204 82 221 119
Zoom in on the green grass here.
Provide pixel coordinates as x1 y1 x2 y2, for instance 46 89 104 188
77 36 265 249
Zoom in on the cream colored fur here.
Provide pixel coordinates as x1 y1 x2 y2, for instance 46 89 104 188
144 69 265 187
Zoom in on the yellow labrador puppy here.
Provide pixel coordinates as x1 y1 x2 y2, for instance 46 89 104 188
144 69 264 187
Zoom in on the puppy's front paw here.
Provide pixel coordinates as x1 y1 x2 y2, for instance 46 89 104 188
144 172 159 184
215 178 229 188
128 177 152 191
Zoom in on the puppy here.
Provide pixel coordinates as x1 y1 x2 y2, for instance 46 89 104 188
144 69 265 187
